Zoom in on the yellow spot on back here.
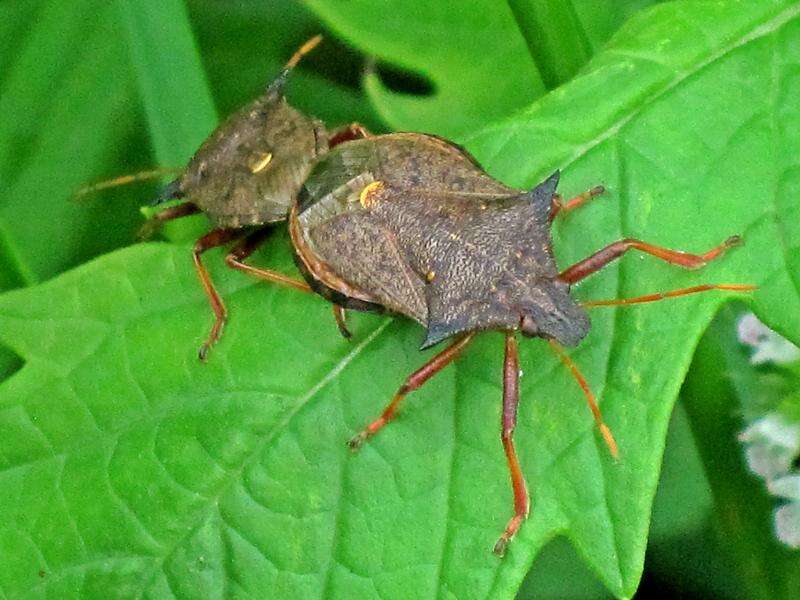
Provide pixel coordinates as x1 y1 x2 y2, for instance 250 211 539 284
249 152 273 174
426 270 436 282
359 181 384 209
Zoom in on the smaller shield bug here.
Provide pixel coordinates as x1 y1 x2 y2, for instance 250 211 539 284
90 36 370 360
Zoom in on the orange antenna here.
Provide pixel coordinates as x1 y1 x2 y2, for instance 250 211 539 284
548 339 618 460
285 34 323 70
582 283 757 308
72 167 180 201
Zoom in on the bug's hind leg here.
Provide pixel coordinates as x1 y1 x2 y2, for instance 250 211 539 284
547 340 618 459
549 185 606 221
225 228 311 293
494 332 530 557
138 202 201 239
347 333 475 449
194 228 244 361
559 235 743 285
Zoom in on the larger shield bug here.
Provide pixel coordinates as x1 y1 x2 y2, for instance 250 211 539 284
284 131 754 555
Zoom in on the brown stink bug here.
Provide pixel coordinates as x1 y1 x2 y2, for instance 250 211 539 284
277 131 755 555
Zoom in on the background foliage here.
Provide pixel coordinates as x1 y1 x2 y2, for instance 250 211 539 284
1 1 799 598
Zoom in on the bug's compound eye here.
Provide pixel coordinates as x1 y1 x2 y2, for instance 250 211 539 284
520 314 540 338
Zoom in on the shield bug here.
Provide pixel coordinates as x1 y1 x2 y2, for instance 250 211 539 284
284 131 755 555
134 35 369 359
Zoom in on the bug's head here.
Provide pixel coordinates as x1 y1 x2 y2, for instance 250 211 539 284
517 279 591 347
153 96 327 223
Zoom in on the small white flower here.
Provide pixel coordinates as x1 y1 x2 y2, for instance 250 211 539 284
737 313 800 365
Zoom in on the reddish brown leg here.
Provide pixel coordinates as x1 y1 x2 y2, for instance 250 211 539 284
137 202 201 239
559 235 742 285
348 332 476 449
332 305 352 339
225 228 311 293
329 122 371 147
548 340 618 459
194 228 244 361
549 185 605 221
582 283 757 308
494 332 530 557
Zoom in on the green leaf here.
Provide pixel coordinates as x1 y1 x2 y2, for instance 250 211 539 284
0 0 152 383
304 0 546 138
463 0 800 594
1 2 800 599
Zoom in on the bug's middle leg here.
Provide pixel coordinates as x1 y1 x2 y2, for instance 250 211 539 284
225 228 311 293
559 235 742 285
347 332 475 449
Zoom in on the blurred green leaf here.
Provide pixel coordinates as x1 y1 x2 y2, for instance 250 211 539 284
187 0 384 132
0 0 152 381
118 0 218 167
118 0 219 243
1 1 800 599
508 0 663 87
682 306 800 599
0 0 144 284
304 0 546 137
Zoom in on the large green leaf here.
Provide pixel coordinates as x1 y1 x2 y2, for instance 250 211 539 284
1 2 800 599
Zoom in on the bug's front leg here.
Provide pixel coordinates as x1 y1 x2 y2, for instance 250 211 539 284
493 332 530 557
194 228 246 361
138 201 201 240
549 185 606 221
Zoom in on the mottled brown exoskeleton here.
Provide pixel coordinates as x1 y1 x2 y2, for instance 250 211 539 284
139 36 369 359
278 132 753 555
